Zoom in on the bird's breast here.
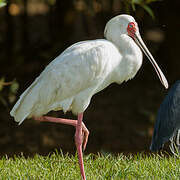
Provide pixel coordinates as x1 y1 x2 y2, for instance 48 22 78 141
126 50 143 80
114 45 143 83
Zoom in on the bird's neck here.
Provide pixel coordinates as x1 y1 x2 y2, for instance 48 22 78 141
108 34 143 83
113 34 141 57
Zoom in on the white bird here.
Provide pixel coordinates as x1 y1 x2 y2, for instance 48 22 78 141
10 14 168 180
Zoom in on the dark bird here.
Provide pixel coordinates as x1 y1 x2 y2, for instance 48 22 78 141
150 80 180 154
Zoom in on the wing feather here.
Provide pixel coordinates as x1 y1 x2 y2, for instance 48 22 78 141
10 40 117 123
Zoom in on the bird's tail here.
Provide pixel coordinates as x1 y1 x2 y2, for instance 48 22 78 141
10 78 40 125
10 91 30 125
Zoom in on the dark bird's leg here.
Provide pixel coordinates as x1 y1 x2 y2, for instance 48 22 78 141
33 113 88 179
169 130 180 156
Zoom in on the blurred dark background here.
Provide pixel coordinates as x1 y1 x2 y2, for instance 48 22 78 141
0 0 179 157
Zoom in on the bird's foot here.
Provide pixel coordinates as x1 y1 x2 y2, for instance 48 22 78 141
33 116 89 151
81 122 89 151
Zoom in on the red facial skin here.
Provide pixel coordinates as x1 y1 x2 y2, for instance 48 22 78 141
127 22 136 39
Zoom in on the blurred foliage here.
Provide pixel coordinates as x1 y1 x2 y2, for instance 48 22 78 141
0 78 19 107
130 0 160 18
0 0 9 107
0 0 19 108
75 0 159 18
6 0 160 17
0 0 6 8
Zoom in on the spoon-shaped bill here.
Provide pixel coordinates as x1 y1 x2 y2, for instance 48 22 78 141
134 33 168 89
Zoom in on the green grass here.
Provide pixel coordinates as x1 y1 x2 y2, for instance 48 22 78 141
0 151 180 179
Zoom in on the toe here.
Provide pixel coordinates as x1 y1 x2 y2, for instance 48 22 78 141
82 123 89 151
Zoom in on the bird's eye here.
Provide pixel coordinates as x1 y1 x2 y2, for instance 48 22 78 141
127 22 136 38
128 22 135 29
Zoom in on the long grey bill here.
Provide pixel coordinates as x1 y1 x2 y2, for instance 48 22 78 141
134 33 168 89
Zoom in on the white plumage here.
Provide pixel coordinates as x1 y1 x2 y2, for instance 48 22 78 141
10 14 169 180
10 14 168 124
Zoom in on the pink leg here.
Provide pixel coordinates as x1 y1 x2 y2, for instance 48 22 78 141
75 113 86 180
33 116 89 150
33 114 88 180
